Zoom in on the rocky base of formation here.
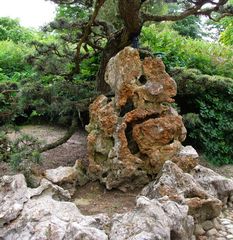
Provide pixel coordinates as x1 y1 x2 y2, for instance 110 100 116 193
1 160 233 240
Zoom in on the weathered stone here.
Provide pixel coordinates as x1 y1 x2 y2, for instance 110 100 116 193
191 165 233 203
202 220 214 231
0 174 29 227
86 47 198 190
109 196 194 240
0 174 109 240
207 228 218 236
194 224 205 236
140 161 222 222
45 166 78 184
213 218 222 230
172 145 199 172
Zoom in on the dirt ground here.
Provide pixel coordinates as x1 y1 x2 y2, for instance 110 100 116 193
2 124 233 216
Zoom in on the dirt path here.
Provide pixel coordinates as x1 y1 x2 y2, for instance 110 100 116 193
7 124 88 169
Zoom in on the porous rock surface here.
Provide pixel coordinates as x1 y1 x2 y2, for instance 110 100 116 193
0 173 195 240
86 47 198 190
1 161 233 240
0 174 109 240
141 161 223 222
110 196 194 240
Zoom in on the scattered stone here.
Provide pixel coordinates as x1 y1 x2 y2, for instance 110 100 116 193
45 166 78 184
0 174 109 240
74 198 91 206
207 228 218 236
230 195 233 202
202 220 214 231
226 234 233 239
195 224 205 236
191 165 233 203
213 218 222 230
221 219 232 225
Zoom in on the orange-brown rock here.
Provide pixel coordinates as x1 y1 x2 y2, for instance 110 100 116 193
86 47 199 190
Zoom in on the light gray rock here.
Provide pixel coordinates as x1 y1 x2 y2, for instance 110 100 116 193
140 161 222 222
194 224 205 235
0 174 29 227
191 165 233 202
0 174 109 240
202 220 214 231
213 218 222 230
110 196 194 240
45 166 78 184
207 228 218 236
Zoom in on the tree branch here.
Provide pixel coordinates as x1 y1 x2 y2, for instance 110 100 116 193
70 0 105 76
142 0 232 22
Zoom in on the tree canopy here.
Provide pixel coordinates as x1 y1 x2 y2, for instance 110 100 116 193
42 0 233 93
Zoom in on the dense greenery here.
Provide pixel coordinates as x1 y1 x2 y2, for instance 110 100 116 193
141 24 233 78
171 68 233 165
0 0 233 168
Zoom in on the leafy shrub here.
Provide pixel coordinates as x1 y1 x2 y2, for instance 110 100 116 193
0 81 22 125
0 17 35 44
0 130 42 172
141 25 233 78
0 40 33 77
171 67 233 165
18 76 96 124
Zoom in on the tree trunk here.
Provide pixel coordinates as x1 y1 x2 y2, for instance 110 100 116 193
96 0 143 94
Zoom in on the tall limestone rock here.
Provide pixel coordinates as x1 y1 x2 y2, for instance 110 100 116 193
86 47 198 190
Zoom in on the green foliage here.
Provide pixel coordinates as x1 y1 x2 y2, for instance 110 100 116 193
172 16 202 39
0 17 36 43
0 81 22 125
220 17 233 45
18 74 96 124
9 133 41 170
0 40 34 77
171 68 233 165
0 130 42 171
141 24 233 78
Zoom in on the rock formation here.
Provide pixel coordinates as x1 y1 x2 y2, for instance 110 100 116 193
140 161 223 223
2 162 233 239
0 174 109 240
86 47 198 190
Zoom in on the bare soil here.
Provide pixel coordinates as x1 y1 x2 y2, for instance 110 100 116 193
2 124 233 216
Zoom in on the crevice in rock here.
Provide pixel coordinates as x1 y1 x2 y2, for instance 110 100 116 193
119 99 134 117
170 230 181 240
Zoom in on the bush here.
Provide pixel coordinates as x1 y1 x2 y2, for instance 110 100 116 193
170 67 233 165
18 76 96 124
141 25 233 78
0 81 22 125
0 40 33 77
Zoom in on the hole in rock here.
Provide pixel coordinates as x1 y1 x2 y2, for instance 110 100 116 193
170 230 181 240
138 75 147 85
125 123 140 154
102 172 108 178
120 99 134 117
